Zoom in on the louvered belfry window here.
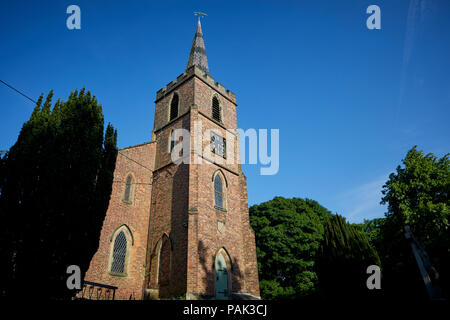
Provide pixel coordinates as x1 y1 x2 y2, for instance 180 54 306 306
170 93 179 121
212 96 221 122
111 231 127 274
214 175 223 208
124 175 132 201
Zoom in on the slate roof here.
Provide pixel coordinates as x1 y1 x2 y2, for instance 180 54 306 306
186 20 209 74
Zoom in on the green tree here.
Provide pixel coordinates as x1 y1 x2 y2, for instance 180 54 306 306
380 146 450 298
249 197 330 299
316 214 380 299
0 89 117 299
353 217 386 244
381 146 449 242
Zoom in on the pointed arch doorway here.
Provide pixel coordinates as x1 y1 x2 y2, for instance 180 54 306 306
215 251 229 300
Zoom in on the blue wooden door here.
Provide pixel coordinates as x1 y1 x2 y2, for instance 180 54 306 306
215 253 228 300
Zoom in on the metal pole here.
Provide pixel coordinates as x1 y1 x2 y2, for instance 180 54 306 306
404 225 444 300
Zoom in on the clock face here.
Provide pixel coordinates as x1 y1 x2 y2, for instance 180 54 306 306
211 132 226 158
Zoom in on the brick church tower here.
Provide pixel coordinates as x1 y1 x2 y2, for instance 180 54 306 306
82 19 260 300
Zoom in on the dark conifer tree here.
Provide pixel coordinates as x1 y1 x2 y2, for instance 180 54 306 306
316 214 381 300
0 89 117 299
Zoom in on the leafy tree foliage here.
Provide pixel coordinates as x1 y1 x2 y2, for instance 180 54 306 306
353 217 385 244
381 146 449 242
249 197 331 299
316 215 380 299
380 146 449 298
0 89 117 299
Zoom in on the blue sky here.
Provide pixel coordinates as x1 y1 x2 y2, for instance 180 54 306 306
1 0 449 223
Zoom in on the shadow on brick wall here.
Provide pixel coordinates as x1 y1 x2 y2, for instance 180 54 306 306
198 240 245 299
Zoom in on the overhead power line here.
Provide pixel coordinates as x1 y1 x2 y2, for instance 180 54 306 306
118 151 153 172
0 80 154 171
0 79 37 104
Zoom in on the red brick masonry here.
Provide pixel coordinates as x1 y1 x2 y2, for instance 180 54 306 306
83 65 260 299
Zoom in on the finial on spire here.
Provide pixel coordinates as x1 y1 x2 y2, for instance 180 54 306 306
194 11 207 22
186 12 209 74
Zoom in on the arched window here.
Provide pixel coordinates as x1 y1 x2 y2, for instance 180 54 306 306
214 174 224 209
123 174 134 203
124 175 132 202
212 96 221 122
170 93 179 121
169 130 175 153
111 231 127 274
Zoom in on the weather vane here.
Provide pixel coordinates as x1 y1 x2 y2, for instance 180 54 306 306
194 11 207 22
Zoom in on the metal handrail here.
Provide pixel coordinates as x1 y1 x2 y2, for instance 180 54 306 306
79 281 118 300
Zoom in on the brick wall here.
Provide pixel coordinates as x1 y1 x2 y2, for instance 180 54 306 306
145 162 190 298
84 65 260 300
83 142 155 300
186 71 260 298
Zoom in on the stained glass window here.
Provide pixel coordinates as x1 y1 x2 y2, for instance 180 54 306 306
214 175 223 208
111 231 127 274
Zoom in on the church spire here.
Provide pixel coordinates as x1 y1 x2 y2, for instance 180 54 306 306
186 14 209 74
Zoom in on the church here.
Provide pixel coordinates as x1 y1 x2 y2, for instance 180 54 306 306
82 18 260 300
